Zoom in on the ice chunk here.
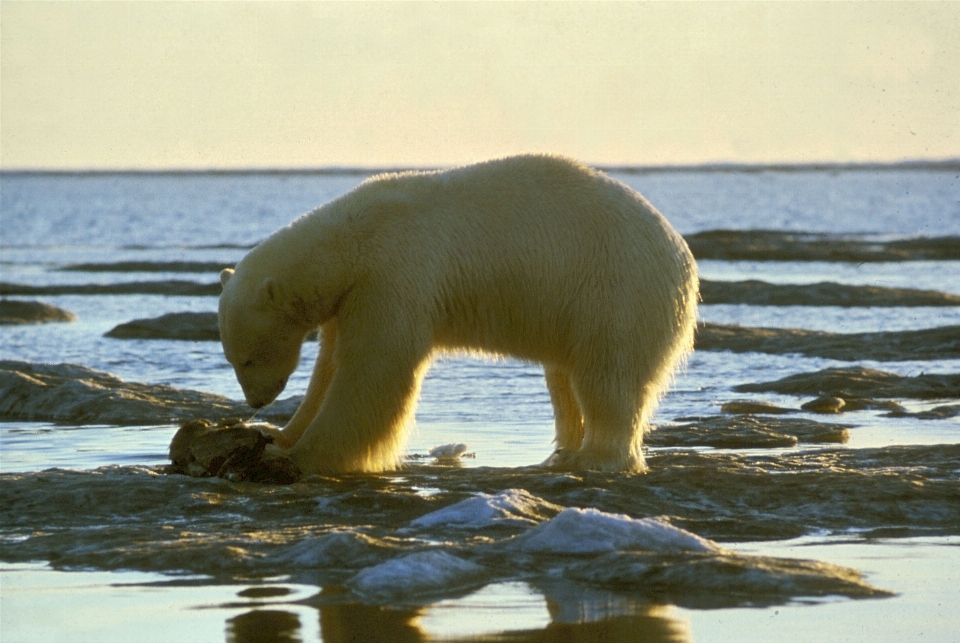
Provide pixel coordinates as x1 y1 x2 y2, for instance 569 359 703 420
348 550 486 600
407 489 560 530
275 531 384 568
428 443 469 461
515 507 721 555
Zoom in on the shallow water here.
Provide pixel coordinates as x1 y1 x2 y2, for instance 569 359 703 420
1 167 959 641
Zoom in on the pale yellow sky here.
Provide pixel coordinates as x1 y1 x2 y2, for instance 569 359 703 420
1 1 958 170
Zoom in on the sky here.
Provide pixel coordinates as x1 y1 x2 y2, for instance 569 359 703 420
1 1 958 170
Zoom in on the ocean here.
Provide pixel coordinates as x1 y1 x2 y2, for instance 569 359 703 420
1 165 958 642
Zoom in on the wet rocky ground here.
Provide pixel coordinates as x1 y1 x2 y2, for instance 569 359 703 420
684 230 960 262
0 360 299 425
699 280 960 306
0 299 76 325
4 360 956 429
8 445 957 607
735 366 960 399
0 281 221 297
104 311 221 341
83 313 960 363
6 277 960 308
695 323 960 361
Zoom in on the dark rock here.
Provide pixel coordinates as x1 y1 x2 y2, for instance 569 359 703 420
0 280 221 297
735 366 960 400
104 312 319 342
700 279 960 307
696 323 960 361
650 415 850 449
800 396 846 414
883 404 960 420
720 400 793 415
59 261 233 273
105 312 220 341
685 230 960 262
0 360 301 425
168 418 301 484
0 299 76 325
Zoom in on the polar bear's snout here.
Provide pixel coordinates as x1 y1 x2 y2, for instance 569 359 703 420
239 373 288 409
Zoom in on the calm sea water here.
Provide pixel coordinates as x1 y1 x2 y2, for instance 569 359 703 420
1 166 959 642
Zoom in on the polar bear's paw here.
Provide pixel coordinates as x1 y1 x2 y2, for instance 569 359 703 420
542 446 647 473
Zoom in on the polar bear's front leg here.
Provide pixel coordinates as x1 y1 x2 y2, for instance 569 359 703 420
274 320 338 449
286 321 432 474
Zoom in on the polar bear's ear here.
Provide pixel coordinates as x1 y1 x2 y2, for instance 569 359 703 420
220 268 235 288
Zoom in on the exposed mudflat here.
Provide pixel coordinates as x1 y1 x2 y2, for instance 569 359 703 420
735 366 960 399
0 360 298 425
685 230 960 262
96 314 960 363
7 443 955 606
45 231 960 266
59 261 233 273
0 299 76 325
0 280 221 297
651 415 850 448
700 279 960 307
8 278 959 310
884 404 960 420
4 359 956 432
696 323 960 361
105 312 221 341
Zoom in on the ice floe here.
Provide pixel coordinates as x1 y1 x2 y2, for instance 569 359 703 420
275 531 387 569
427 443 470 462
406 489 560 530
348 551 486 601
513 507 720 555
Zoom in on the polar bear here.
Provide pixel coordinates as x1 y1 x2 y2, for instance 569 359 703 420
218 155 698 475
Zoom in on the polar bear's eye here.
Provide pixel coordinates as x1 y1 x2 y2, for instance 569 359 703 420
241 359 254 369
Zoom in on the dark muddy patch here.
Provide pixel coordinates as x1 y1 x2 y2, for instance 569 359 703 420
700 279 960 307
685 230 960 262
58 261 233 273
0 299 76 325
105 312 221 341
0 360 299 425
653 415 850 448
0 281 221 297
883 404 960 420
735 366 960 400
696 323 960 361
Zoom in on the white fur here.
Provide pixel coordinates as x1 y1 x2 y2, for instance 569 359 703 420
218 155 698 474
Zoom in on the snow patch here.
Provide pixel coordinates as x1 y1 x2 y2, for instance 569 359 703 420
515 507 721 555
275 531 383 568
348 551 486 600
407 489 559 530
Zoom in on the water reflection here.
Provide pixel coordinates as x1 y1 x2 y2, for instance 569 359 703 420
225 582 690 643
227 609 302 643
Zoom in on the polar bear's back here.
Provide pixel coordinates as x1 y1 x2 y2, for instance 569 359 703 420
341 155 698 365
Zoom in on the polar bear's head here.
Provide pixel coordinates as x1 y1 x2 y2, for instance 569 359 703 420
218 268 305 409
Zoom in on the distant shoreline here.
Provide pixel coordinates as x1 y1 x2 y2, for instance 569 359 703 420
2 158 959 177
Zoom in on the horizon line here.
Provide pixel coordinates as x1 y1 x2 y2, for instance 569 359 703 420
2 158 959 177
